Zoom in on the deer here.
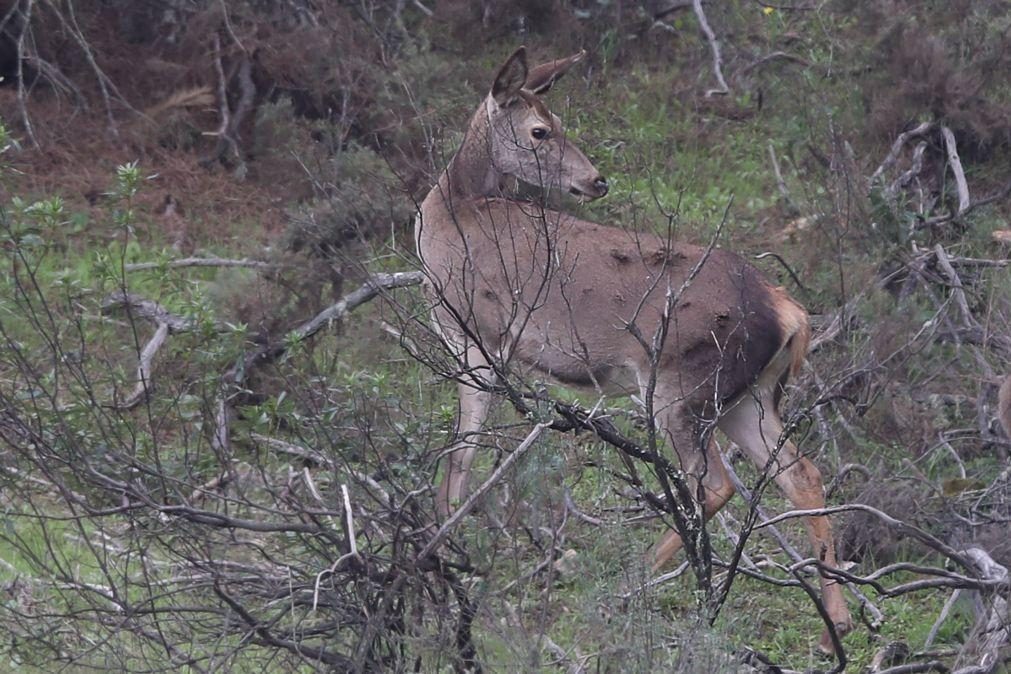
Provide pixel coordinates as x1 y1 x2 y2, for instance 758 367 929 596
415 46 853 650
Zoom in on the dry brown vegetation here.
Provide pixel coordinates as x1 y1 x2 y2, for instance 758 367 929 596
0 0 1009 672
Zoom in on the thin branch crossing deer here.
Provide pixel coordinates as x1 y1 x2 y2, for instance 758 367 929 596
415 46 853 649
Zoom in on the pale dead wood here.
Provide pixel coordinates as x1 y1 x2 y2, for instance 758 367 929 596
887 140 927 205
920 179 1011 228
251 432 393 504
251 432 329 465
941 126 971 216
100 292 196 409
692 0 729 96
144 86 215 119
870 121 933 185
412 0 434 17
311 482 360 611
875 662 949 673
117 321 168 409
563 489 603 526
933 244 993 378
925 589 962 648
947 256 1010 268
101 291 200 332
952 548 1009 674
620 561 691 599
287 271 424 345
202 33 235 165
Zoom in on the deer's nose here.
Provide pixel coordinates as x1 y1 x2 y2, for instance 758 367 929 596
593 176 609 196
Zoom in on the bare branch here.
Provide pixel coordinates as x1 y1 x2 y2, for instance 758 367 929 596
124 256 281 272
940 126 971 216
870 121 934 185
101 291 200 333
416 423 549 563
116 321 168 409
692 0 729 96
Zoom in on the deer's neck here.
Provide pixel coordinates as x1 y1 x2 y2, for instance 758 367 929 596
417 102 510 260
434 102 504 204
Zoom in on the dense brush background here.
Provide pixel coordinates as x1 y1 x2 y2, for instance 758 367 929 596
0 1 1009 671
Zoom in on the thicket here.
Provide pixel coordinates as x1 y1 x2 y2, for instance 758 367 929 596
0 1 1008 672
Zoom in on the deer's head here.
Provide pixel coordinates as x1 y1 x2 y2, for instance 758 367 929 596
486 47 608 201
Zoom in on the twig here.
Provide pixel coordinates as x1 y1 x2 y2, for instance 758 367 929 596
875 661 949 673
124 256 280 272
101 291 200 333
620 560 691 599
738 51 810 77
117 322 169 409
563 489 603 526
201 32 237 165
653 0 695 18
311 483 360 611
825 462 872 499
722 457 885 627
888 141 927 206
101 292 196 408
940 127 970 217
933 244 993 378
52 1 140 135
415 423 549 563
756 504 971 569
924 588 961 648
692 0 729 96
14 0 37 147
768 142 800 216
754 251 807 292
920 179 1011 229
955 547 1009 673
289 272 424 345
212 271 424 454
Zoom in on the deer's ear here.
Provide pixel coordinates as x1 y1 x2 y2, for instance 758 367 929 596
491 47 528 106
525 50 585 95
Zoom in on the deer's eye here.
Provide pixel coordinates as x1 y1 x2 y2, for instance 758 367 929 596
531 127 549 140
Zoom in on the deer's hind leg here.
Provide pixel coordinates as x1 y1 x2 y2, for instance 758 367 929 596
649 434 736 572
716 389 852 652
